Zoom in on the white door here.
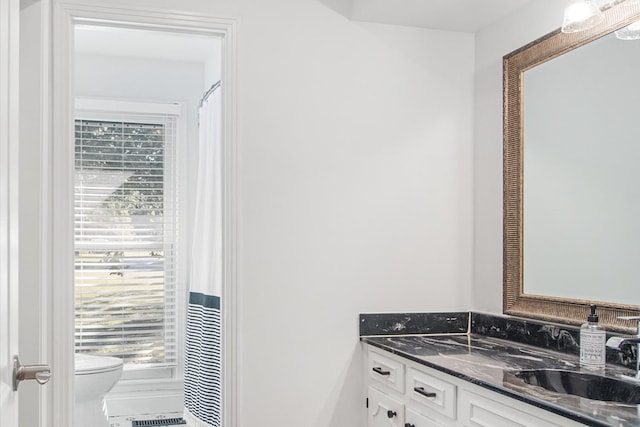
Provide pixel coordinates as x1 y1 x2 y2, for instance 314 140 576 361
1 1 52 425
1 0 21 424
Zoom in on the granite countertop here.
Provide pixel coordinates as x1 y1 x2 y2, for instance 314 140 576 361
362 333 640 427
359 312 640 427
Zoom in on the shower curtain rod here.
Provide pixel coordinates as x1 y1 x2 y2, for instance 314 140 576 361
198 80 221 109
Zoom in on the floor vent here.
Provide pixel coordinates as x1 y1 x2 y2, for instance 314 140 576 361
131 418 186 426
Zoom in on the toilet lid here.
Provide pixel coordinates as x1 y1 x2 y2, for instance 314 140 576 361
75 353 123 375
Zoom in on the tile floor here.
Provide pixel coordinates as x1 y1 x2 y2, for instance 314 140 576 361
109 412 187 427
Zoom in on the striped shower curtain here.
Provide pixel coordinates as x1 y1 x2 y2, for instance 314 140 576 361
184 83 222 427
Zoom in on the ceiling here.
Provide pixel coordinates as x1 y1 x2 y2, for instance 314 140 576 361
45 1 537 34
323 0 537 32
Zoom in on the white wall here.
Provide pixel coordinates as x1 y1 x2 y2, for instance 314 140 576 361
232 3 474 425
102 1 473 426
473 0 574 313
44 0 475 425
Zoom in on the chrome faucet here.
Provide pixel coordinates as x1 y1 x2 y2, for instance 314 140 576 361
606 316 640 381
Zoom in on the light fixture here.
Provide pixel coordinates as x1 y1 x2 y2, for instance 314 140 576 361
561 0 604 33
615 19 640 39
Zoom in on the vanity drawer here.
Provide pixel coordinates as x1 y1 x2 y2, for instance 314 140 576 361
407 367 456 420
368 349 405 393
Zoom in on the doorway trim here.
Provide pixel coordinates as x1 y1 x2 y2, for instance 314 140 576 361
51 2 238 426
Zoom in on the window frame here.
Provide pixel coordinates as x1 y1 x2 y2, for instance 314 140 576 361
74 97 188 382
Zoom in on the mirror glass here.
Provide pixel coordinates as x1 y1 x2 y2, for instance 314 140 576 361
522 30 640 306
503 2 640 330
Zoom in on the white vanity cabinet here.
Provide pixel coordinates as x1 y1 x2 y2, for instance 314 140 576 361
364 345 585 427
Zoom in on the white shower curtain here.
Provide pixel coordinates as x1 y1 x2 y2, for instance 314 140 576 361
184 83 222 427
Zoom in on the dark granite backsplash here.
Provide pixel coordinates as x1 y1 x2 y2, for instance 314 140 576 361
470 312 580 355
471 312 637 369
359 311 638 369
359 312 469 336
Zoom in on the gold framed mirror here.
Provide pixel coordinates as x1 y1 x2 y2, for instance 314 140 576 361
503 1 640 333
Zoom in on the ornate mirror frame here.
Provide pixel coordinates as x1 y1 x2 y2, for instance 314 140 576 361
503 2 640 333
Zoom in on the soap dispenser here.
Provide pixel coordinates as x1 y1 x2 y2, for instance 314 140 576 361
580 304 606 370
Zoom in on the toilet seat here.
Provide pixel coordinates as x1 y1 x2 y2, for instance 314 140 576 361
75 353 123 375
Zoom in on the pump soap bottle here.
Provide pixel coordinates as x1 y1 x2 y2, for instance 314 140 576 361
580 304 606 370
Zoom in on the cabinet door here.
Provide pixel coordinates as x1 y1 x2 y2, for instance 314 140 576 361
405 408 448 427
368 387 405 427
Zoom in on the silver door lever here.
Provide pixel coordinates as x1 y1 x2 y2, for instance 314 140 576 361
13 355 51 391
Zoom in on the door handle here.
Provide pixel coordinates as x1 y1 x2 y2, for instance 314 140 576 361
372 366 391 376
13 355 51 391
414 386 437 398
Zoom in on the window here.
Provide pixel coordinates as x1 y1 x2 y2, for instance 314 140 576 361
74 100 183 379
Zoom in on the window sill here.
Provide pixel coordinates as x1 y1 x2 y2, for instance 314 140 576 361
110 377 183 394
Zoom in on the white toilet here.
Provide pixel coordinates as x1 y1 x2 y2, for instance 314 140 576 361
75 353 124 427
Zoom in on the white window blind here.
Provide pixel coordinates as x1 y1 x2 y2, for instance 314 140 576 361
74 112 178 370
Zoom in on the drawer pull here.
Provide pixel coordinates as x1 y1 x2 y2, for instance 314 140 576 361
405 424 416 427
414 386 437 398
372 366 391 376
387 410 397 418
